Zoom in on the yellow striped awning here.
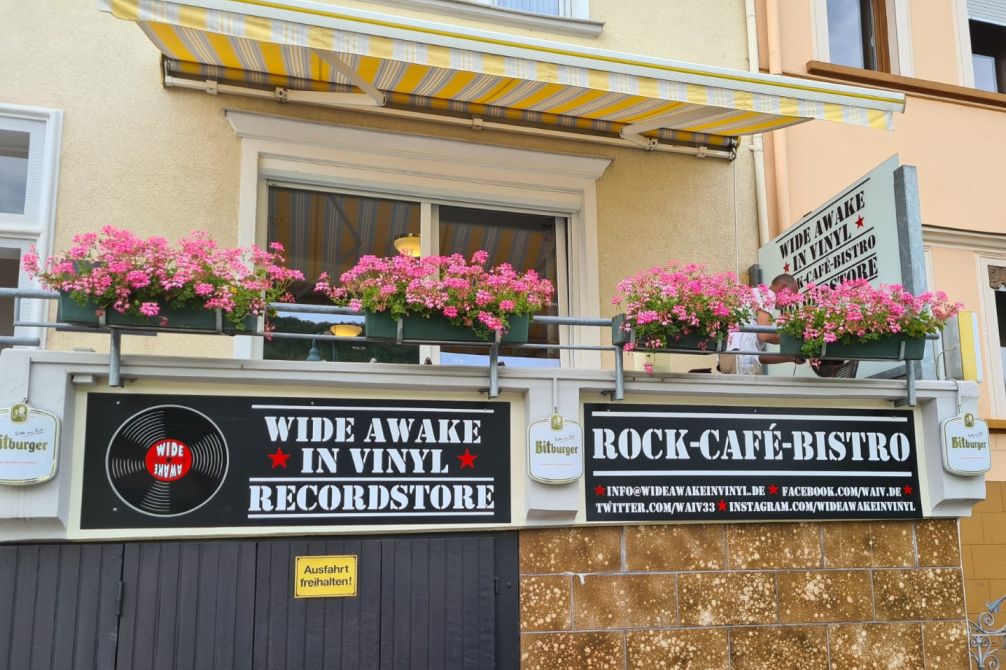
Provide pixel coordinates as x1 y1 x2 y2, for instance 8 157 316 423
102 0 906 150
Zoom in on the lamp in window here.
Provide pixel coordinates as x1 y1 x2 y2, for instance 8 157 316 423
393 233 421 256
330 323 363 337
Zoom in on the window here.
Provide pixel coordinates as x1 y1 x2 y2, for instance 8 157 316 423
970 20 1006 92
474 0 585 18
825 0 890 71
0 104 62 349
980 259 1006 417
263 186 563 366
228 111 610 368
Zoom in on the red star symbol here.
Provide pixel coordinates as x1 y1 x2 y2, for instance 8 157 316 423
267 447 291 469
783 262 791 273
594 485 606 496
855 215 865 228
457 448 478 469
717 499 728 512
767 484 779 495
903 484 913 495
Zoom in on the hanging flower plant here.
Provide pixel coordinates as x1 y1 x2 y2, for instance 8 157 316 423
314 250 554 340
23 226 303 330
612 263 761 351
774 279 962 359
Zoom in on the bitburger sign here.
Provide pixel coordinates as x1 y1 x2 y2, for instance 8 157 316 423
81 394 510 529
586 404 921 522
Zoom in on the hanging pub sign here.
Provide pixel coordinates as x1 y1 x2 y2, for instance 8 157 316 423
0 402 59 486
527 414 583 484
941 412 991 476
80 394 510 529
585 404 921 522
758 155 902 289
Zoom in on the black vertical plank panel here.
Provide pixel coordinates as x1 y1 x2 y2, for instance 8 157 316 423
378 539 396 670
443 537 464 670
460 536 482 669
94 544 125 670
124 543 166 669
50 545 83 670
191 542 222 669
9 545 40 669
493 533 520 670
476 537 496 669
356 538 382 670
151 542 183 670
264 540 292 670
252 539 272 670
231 541 258 670
391 538 413 669
322 539 349 670
0 545 17 665
28 545 61 670
301 539 330 670
408 538 430 669
284 540 309 670
425 538 447 670
115 544 141 670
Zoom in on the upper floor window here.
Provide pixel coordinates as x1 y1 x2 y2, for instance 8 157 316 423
476 0 584 18
0 104 62 352
826 0 890 71
970 20 1006 93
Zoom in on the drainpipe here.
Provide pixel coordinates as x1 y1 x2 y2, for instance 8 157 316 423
765 0 792 236
745 0 770 246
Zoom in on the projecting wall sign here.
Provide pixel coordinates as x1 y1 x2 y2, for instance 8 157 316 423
527 414 583 485
0 403 59 486
585 404 921 522
81 394 511 529
941 412 991 476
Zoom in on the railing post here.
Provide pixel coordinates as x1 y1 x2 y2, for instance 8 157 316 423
109 330 123 388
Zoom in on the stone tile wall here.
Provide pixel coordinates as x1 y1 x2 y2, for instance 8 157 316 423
961 481 1006 620
519 520 968 670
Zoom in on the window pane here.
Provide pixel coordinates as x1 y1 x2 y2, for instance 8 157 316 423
0 130 30 215
974 53 999 92
495 0 561 16
264 186 421 363
438 205 560 367
0 248 20 352
827 0 867 69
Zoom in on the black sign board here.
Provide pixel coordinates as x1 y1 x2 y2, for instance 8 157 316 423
585 404 921 522
81 394 510 529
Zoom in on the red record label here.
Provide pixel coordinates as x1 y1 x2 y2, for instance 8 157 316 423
144 438 193 482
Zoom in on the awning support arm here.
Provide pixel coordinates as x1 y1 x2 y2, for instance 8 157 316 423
311 49 387 106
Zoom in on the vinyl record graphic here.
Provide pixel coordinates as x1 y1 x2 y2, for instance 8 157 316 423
105 405 228 517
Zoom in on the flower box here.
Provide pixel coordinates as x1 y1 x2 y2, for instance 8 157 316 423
58 295 258 333
364 311 529 343
779 332 926 361
611 313 725 352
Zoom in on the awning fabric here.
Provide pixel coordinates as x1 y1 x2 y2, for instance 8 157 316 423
105 0 906 150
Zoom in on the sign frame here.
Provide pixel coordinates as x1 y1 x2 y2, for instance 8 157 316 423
527 414 584 485
941 412 991 476
0 402 60 486
294 554 358 599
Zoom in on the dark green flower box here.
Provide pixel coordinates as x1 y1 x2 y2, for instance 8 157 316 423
364 311 529 343
611 313 725 352
57 295 257 332
779 332 926 360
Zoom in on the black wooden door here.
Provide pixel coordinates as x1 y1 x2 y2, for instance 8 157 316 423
0 543 123 670
3 532 518 669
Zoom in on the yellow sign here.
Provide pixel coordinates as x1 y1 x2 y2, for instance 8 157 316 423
294 555 358 598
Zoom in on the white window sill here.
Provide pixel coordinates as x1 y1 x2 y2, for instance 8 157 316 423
364 0 603 37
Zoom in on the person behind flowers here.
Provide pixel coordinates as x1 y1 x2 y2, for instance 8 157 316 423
719 273 804 374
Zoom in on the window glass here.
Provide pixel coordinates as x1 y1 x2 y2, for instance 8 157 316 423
264 186 421 363
494 0 561 15
970 20 1006 93
0 247 19 351
438 205 561 367
827 0 884 70
0 129 30 215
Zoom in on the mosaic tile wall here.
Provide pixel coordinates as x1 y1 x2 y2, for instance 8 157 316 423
518 520 968 669
961 481 1006 619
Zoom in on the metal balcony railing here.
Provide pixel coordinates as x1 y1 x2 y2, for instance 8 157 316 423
0 288 935 404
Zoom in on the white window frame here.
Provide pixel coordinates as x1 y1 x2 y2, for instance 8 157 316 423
0 103 63 350
227 111 609 368
979 255 1006 418
360 0 600 36
811 0 914 76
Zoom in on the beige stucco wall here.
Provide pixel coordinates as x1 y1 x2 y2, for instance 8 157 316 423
0 0 759 359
